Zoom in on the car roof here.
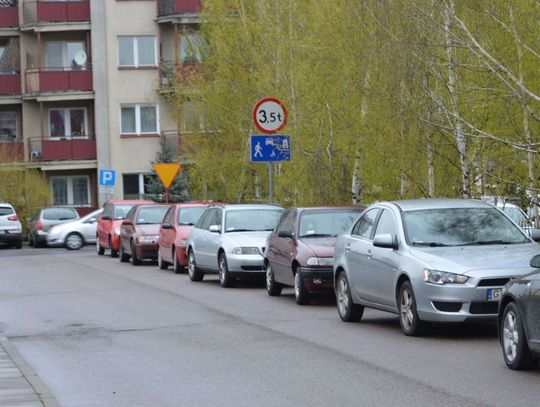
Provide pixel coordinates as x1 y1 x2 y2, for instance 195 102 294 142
105 200 153 205
388 199 493 212
295 206 364 213
207 204 283 210
172 202 211 208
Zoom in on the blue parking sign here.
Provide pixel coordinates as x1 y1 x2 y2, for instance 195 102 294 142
250 135 291 163
99 169 116 186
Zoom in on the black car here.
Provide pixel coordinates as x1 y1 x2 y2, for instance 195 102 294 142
498 255 540 370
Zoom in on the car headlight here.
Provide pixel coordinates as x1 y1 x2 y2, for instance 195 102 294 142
138 235 159 243
306 257 333 266
232 247 260 255
422 269 468 285
114 227 121 235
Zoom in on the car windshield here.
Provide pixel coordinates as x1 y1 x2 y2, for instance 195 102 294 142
299 210 360 238
43 208 78 220
136 206 168 225
225 209 283 232
113 204 135 220
178 207 206 226
0 206 14 216
501 206 530 228
403 208 529 247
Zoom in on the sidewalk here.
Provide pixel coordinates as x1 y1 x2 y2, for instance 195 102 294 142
0 336 59 407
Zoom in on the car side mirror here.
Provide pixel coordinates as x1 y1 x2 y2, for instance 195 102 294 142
530 254 540 268
162 223 173 230
122 219 133 226
373 233 397 249
101 215 111 220
278 230 294 239
529 228 540 242
209 224 221 233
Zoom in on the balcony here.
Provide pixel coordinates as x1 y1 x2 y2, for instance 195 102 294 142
0 142 24 162
25 67 92 94
28 136 96 161
158 0 201 16
159 61 201 91
0 73 21 96
23 0 90 25
0 5 18 28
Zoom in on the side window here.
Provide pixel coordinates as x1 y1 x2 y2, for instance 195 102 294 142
374 209 397 238
351 209 380 239
195 209 210 229
163 208 174 225
201 208 217 230
215 208 223 229
125 206 137 221
276 209 295 233
102 204 113 219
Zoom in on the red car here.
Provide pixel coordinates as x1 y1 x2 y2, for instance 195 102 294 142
157 203 209 273
119 203 170 265
97 199 153 257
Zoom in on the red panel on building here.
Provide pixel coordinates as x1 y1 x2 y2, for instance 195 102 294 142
41 139 96 161
37 1 90 23
175 0 201 13
0 143 24 162
39 70 93 93
0 6 18 28
0 74 21 95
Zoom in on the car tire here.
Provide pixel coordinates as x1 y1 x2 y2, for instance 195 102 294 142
398 281 429 336
188 250 204 282
173 248 183 274
96 238 105 255
119 239 129 263
131 241 141 266
294 270 311 305
158 248 169 270
219 253 234 288
336 272 364 322
14 240 22 249
109 236 118 258
65 233 83 250
501 302 538 370
266 262 282 296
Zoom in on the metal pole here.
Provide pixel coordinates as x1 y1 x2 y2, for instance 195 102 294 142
165 188 169 204
268 162 273 203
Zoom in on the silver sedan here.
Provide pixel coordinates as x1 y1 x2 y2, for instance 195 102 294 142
47 209 102 250
333 199 540 336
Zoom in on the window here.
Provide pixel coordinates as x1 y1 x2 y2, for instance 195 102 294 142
50 176 90 206
49 108 87 138
0 111 17 142
351 209 380 239
180 33 205 63
45 41 86 69
374 210 397 238
276 209 296 234
121 104 158 135
122 173 153 199
42 208 78 221
118 36 157 68
178 207 206 226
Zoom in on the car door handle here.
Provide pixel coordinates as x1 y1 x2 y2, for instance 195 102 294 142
366 249 372 258
345 243 351 252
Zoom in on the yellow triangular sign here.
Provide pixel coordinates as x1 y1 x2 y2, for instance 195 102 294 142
153 163 181 189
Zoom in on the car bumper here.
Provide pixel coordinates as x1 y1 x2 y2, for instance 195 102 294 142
135 244 158 260
298 267 334 294
45 237 64 247
226 253 265 274
0 232 22 244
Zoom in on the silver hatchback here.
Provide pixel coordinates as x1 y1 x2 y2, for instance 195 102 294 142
333 199 540 336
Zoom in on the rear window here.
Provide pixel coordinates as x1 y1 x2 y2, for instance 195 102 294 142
43 208 78 221
0 206 14 216
178 207 206 226
136 206 169 225
113 204 135 220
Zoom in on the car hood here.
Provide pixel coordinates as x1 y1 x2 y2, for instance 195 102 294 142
136 224 161 235
409 243 540 278
299 237 337 257
224 231 271 248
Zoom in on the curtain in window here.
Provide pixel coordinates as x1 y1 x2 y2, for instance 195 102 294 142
118 37 134 66
72 177 89 205
45 42 63 68
121 107 136 133
67 42 85 69
70 109 85 137
140 106 157 133
52 178 68 205
138 37 155 66
0 111 17 142
49 110 65 138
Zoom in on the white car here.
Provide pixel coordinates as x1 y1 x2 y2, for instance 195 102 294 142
47 209 102 250
0 203 23 249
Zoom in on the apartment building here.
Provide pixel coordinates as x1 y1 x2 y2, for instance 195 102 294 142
0 0 201 213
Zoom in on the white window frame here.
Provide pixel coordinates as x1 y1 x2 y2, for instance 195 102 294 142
44 41 86 69
120 104 160 135
50 175 91 206
48 107 88 139
117 36 157 68
0 111 18 141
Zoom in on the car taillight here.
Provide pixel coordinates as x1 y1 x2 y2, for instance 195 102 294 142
37 221 43 231
7 215 18 221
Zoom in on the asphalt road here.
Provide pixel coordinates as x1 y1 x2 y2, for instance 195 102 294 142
0 246 538 407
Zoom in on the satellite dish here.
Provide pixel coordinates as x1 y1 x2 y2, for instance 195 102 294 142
73 50 87 67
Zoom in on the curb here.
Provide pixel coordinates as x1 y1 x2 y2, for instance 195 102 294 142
0 335 60 407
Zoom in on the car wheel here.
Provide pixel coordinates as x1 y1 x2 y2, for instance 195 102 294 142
294 271 311 305
398 281 429 336
96 238 105 255
65 233 83 250
187 250 204 282
131 241 141 266
173 248 183 274
109 236 118 258
14 239 22 249
219 253 234 288
336 272 364 322
158 248 169 270
501 302 538 370
119 239 129 263
266 262 282 296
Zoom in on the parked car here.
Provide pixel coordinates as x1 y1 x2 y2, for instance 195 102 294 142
186 204 284 287
97 199 153 257
333 199 540 336
265 207 363 304
28 207 80 248
119 204 170 265
46 209 103 250
157 203 209 273
0 203 23 249
498 254 540 370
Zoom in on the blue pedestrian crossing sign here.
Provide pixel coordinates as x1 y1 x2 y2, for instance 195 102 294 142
250 135 291 163
99 169 116 186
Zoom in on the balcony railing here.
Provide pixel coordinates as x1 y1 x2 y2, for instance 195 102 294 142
28 136 96 161
23 0 90 24
158 0 201 16
0 5 18 28
0 142 24 162
25 66 93 94
0 73 21 96
159 61 201 90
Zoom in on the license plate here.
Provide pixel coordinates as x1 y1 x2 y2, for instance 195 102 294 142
487 288 502 301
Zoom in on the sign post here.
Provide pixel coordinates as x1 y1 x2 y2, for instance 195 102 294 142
98 169 116 201
152 163 181 204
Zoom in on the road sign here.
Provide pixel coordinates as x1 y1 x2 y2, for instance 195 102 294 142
253 98 288 134
99 169 116 186
99 186 115 195
153 163 181 189
250 135 291 163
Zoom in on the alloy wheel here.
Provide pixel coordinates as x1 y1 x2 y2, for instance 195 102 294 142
400 288 414 331
503 310 519 363
66 233 83 250
337 275 350 317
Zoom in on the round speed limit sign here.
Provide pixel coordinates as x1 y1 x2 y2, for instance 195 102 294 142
253 98 288 134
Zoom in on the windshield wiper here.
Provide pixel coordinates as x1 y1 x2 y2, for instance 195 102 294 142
459 240 524 246
412 241 449 247
136 222 158 225
179 222 194 226
299 233 335 238
225 228 256 232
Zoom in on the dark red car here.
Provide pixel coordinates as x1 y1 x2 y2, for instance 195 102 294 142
119 204 170 265
157 203 209 273
264 207 363 305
